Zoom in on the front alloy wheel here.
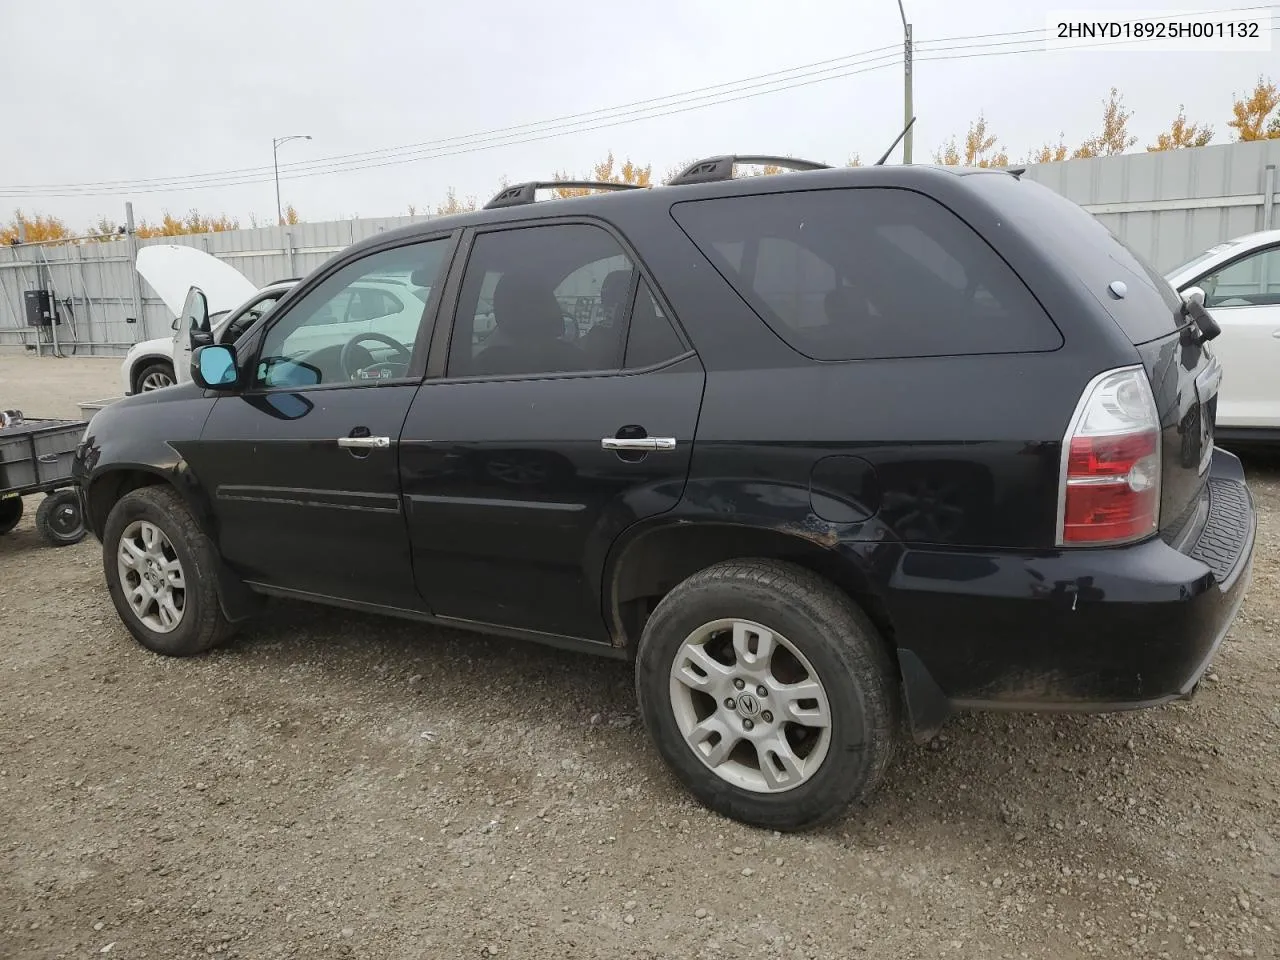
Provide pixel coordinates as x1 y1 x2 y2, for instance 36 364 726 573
117 519 186 632
102 485 233 656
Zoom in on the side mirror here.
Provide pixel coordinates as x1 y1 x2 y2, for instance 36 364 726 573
189 329 215 351
192 344 239 390
1182 286 1206 308
171 317 180 331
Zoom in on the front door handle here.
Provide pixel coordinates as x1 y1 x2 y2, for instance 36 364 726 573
337 436 391 449
601 437 676 451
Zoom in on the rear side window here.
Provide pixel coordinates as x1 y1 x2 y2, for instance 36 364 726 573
671 187 1061 361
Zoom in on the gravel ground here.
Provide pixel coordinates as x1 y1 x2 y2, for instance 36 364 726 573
1 355 1277 960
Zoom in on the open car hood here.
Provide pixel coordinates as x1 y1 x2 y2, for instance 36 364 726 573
135 243 257 318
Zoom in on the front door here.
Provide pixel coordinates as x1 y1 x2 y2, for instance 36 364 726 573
1193 242 1280 429
185 233 456 608
401 220 704 641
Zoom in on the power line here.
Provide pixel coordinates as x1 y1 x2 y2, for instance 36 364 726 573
12 2 1273 193
1 53 906 198
1 44 905 193
3 5 1276 198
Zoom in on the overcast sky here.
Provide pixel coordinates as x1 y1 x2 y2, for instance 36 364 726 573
1 0 1276 230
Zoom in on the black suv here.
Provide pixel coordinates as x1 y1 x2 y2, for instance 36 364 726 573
75 157 1256 831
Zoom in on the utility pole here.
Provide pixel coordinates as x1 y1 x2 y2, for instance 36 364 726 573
898 0 914 164
272 135 312 224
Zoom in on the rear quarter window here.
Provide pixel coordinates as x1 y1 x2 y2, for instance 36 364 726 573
670 186 1062 361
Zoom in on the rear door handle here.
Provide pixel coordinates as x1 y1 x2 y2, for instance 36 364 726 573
601 437 676 451
337 436 391 449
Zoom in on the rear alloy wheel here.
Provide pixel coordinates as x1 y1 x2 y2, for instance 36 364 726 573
103 485 232 656
135 361 175 393
0 496 22 535
636 559 899 831
35 489 86 546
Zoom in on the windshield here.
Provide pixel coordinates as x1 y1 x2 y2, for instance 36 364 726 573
1166 242 1237 280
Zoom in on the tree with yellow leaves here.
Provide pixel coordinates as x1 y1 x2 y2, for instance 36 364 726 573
435 188 479 215
1226 75 1280 141
133 210 240 238
553 151 652 197
1072 87 1136 158
1147 106 1213 151
1 211 73 245
1023 134 1070 165
934 115 1009 168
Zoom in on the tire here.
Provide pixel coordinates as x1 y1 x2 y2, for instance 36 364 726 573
635 559 899 832
102 485 233 657
133 360 175 394
0 496 22 535
35 490 87 547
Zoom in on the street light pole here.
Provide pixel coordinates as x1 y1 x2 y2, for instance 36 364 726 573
272 135 312 224
897 0 913 164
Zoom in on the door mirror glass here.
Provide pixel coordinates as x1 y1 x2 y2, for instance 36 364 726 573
193 344 239 389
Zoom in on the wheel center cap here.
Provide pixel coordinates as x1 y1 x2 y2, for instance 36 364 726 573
736 692 760 719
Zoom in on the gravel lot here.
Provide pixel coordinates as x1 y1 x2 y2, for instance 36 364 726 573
1 355 1277 960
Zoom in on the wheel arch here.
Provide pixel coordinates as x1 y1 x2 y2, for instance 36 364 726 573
85 465 262 624
605 520 952 743
605 520 897 658
130 354 176 391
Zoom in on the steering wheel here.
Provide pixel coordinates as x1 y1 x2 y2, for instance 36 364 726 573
339 332 412 382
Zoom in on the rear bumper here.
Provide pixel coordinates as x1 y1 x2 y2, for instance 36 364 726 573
883 447 1255 731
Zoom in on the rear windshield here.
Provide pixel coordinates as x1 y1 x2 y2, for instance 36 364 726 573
966 174 1183 344
670 186 1061 362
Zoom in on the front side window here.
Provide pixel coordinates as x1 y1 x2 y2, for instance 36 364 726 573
253 238 449 388
673 187 1061 361
448 224 637 378
1198 245 1280 308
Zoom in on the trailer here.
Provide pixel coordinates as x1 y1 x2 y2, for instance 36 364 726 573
0 416 88 547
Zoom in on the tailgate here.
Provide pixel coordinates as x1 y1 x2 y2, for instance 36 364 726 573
1136 332 1221 542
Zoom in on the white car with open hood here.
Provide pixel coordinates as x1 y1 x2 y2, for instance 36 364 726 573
121 245 285 395
1165 227 1280 443
121 244 429 396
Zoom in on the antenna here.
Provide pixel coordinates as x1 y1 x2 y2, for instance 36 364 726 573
874 116 917 167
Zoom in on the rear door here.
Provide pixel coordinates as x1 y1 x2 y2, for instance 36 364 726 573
400 219 704 642
1183 242 1280 429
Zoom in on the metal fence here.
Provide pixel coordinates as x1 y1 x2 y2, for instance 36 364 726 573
1023 137 1280 273
3 139 1278 357
0 212 435 356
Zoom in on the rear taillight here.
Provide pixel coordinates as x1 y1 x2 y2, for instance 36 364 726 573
1057 366 1161 546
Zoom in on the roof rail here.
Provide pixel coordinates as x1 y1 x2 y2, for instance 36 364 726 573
483 180 646 210
666 155 831 186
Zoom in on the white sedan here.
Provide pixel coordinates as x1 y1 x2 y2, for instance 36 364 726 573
1165 228 1280 443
